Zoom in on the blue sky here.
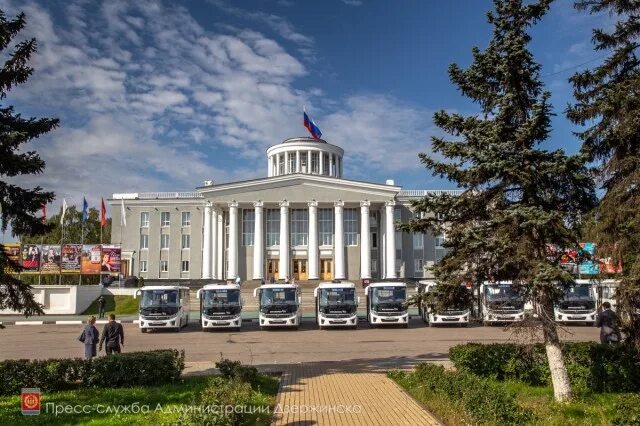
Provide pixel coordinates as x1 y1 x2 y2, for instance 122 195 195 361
1 0 611 231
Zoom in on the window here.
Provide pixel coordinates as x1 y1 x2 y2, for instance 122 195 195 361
140 212 149 227
160 260 168 273
344 208 358 246
290 209 308 246
266 209 280 246
242 209 255 246
181 234 190 249
413 233 424 249
278 155 285 175
371 258 377 272
140 260 147 272
301 156 308 173
311 152 319 173
415 258 424 274
319 208 333 246
140 234 149 249
181 260 190 272
322 153 329 175
436 233 446 249
161 212 170 227
288 153 297 173
161 234 170 249
372 232 378 249
181 211 191 226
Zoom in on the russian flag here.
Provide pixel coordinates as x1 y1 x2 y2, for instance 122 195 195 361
303 110 322 140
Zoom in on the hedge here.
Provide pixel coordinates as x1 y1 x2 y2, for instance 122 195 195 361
449 342 640 394
390 363 531 425
0 349 185 396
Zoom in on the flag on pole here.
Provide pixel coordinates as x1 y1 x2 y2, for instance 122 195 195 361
60 198 67 225
100 198 107 227
41 203 47 224
303 109 322 140
120 198 127 227
82 197 88 223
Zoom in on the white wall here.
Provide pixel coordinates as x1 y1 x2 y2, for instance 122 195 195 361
0 285 104 315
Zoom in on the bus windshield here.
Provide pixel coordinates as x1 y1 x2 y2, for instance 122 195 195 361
565 284 593 301
484 285 521 301
260 288 297 307
203 289 240 307
140 289 179 308
319 288 356 308
371 287 406 304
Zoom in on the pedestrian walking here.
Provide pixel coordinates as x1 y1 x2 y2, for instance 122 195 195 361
269 276 275 284
97 295 106 319
99 314 125 355
595 302 621 344
260 278 265 285
235 275 241 286
78 316 99 360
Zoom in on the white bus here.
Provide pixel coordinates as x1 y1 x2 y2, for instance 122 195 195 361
417 280 471 327
253 283 302 329
554 279 597 325
597 279 619 311
365 282 409 328
480 281 525 324
135 286 191 332
197 283 243 330
314 281 359 329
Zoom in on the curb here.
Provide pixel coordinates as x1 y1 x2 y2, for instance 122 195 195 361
0 320 139 326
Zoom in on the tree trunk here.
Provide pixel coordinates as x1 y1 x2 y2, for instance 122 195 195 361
540 295 573 402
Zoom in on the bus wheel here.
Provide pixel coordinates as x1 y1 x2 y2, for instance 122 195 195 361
140 328 147 333
403 323 409 329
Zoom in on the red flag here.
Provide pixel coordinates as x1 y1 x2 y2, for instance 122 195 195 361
100 198 107 227
41 203 47 224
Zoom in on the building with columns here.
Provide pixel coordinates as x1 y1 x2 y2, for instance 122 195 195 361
109 137 461 282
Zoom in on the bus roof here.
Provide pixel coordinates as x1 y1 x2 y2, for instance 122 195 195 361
257 283 299 289
139 286 190 291
317 281 356 289
368 281 407 288
201 283 241 290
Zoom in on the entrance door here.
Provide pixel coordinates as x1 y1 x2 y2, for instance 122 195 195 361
121 259 130 277
267 259 279 281
292 259 308 281
320 259 332 280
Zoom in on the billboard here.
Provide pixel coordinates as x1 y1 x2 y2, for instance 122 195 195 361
2 243 21 273
81 245 102 274
578 242 599 275
21 244 41 273
61 244 82 273
100 245 121 275
40 245 61 274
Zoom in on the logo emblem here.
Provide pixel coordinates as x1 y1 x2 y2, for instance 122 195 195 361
21 388 41 416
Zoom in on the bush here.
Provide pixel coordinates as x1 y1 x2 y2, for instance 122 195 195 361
612 394 640 425
216 358 259 385
390 363 531 425
0 349 185 396
449 342 640 394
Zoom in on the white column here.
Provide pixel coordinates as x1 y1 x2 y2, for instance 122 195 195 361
202 202 212 279
279 201 290 280
285 152 290 174
296 151 300 173
319 151 324 175
334 200 345 280
385 201 396 279
380 207 386 278
217 210 223 278
267 156 271 177
308 200 319 279
228 201 238 279
360 200 371 279
211 208 218 278
307 150 312 174
277 153 282 175
329 154 334 177
253 201 264 280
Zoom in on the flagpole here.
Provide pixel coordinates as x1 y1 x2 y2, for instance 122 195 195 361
59 214 64 285
79 222 83 285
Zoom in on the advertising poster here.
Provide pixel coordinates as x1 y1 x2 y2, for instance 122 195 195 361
2 243 21 273
61 244 82 273
21 244 41 273
599 258 623 274
578 242 599 275
81 244 102 274
40 245 61 274
100 245 121 275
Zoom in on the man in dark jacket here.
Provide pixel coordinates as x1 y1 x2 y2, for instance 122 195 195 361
79 316 99 359
97 296 106 319
99 314 125 354
595 302 621 344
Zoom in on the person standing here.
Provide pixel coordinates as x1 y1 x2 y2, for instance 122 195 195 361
78 316 99 360
97 295 106 319
595 302 621 344
99 314 125 355
235 275 241 286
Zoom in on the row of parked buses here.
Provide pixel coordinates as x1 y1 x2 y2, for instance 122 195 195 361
134 281 410 332
133 279 619 332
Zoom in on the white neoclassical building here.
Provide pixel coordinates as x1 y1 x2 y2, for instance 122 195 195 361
110 137 460 282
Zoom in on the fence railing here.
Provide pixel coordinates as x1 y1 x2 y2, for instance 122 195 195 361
398 189 464 197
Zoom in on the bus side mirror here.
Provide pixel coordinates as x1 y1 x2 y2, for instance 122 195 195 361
313 288 318 297
134 290 140 299
358 296 361 305
298 296 302 304
253 288 258 298
196 289 201 299
364 287 370 296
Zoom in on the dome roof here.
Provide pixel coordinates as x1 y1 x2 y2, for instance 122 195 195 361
282 137 327 144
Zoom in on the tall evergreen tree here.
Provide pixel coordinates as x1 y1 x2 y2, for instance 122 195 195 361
0 11 59 316
401 0 596 401
568 0 640 347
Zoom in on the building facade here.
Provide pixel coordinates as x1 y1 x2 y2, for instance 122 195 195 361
110 137 460 282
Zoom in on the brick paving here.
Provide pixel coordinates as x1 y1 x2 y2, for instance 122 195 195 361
271 363 442 426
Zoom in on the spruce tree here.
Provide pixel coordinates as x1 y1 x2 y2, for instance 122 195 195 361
568 0 640 347
0 11 59 316
402 0 596 401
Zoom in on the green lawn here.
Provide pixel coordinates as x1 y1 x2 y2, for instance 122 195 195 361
392 372 632 426
0 375 279 425
82 295 138 317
